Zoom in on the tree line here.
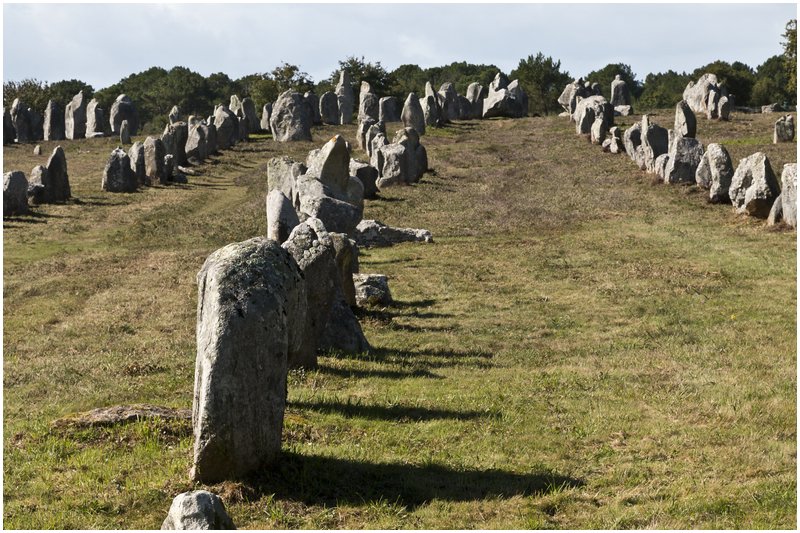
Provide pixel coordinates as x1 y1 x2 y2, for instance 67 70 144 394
4 20 794 134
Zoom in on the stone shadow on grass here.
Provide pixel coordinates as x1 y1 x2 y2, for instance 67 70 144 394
247 452 583 508
315 364 444 380
290 399 496 422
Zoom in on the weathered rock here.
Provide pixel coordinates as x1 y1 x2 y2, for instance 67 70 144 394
623 123 642 163
767 194 783 226
143 136 167 185
185 123 207 163
282 220 338 368
664 137 704 184
214 105 238 149
335 70 354 124
392 127 427 183
614 105 632 116
64 90 87 140
401 93 425 136
349 159 379 199
695 143 734 203
270 90 312 142
237 116 248 142
674 100 697 139
706 89 720 120
483 74 527 119
718 96 731 121
781 163 797 228
266 189 300 244
110 94 139 135
44 146 70 201
202 123 218 155
102 148 138 192
607 127 625 154
53 404 191 428
354 219 433 247
192 237 305 483
379 96 400 122
466 82 484 119
456 95 473 120
128 142 146 186
590 116 607 145
357 118 377 151
353 273 392 306
161 491 236 530
421 94 440 127
683 73 720 115
729 152 780 217
230 95 244 119
375 143 408 188
762 103 781 113
557 79 582 115
774 115 795 143
240 97 260 132
85 98 105 137
368 128 388 163
4 171 29 216
120 120 131 144
4 108 15 145
33 145 41 156
168 105 182 124
43 100 65 141
261 103 272 131
574 95 613 135
162 122 189 165
610 75 631 107
358 82 380 123
438 83 460 121
654 154 670 181
319 92 339 125
267 156 306 201
639 115 669 173
10 99 34 143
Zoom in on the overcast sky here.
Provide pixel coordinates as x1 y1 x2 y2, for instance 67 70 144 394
3 3 797 90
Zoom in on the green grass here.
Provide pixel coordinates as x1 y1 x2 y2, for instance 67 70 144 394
3 111 796 529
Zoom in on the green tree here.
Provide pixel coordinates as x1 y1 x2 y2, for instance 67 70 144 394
388 64 427 99
783 19 797 97
3 78 49 111
47 79 94 107
584 63 642 101
510 53 571 116
752 55 791 106
637 70 692 111
206 72 242 107
270 62 314 94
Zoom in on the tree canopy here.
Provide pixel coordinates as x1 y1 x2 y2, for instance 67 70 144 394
510 53 571 115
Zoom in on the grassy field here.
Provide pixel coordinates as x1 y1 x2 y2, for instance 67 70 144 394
3 110 796 529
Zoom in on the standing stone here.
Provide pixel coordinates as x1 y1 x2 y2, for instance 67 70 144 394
164 154 175 181
421 94 439 127
281 220 338 368
401 93 425 136
192 237 305 483
168 105 182 124
237 116 248 142
674 100 697 139
335 70 354 124
610 75 631 107
40 146 71 202
483 73 527 119
438 82 459 121
162 122 189 165
379 96 400 123
683 73 720 115
574 95 612 135
185 123 208 163
695 143 734 203
229 95 244 118
393 127 427 183
161 491 236 530
369 131 388 169
85 99 105 137
718 96 731 121
43 100 65 141
319 92 339 125
4 108 15 145
729 152 780 217
266 189 300 244
240 97 260 132
623 123 642 163
654 154 670 181
781 163 797 228
203 123 218 155
267 156 306 201
639 115 669 173
365 124 387 159
128 142 146 186
590 116 607 145
706 89 720 120
65 90 87 140
10 99 34 143
120 120 131 144
774 115 795 143
109 94 138 135
466 82 484 119
260 103 272 132
353 274 393 306
358 82 379 122
270 90 312 142
664 137 704 184
303 92 321 125
27 165 49 204
144 137 167 185
357 118 377 151
213 105 237 149
350 159 379 199
4 171 29 216
768 194 784 226
101 148 138 192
